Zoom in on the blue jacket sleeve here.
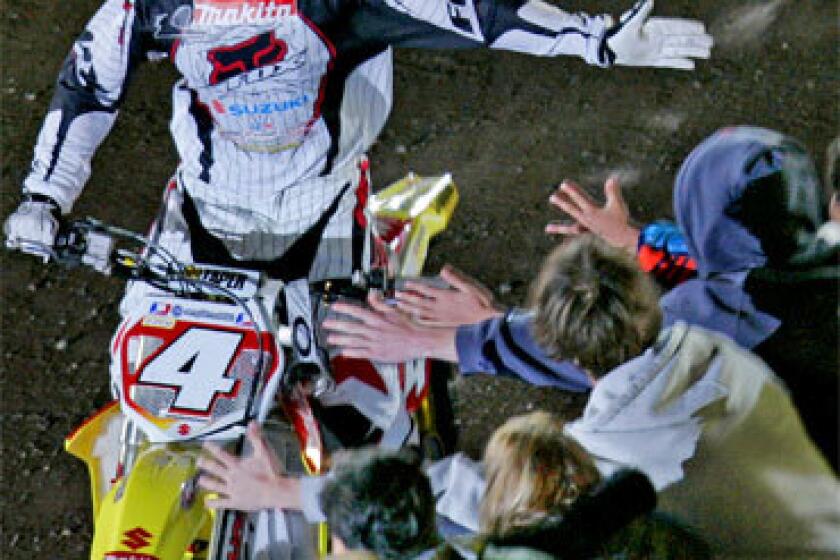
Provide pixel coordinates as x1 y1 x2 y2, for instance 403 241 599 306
455 309 592 392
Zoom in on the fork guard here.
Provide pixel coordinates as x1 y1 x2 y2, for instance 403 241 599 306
67 410 212 560
65 400 123 521
93 445 211 559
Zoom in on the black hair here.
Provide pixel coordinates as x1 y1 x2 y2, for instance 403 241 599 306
319 448 438 559
734 142 828 268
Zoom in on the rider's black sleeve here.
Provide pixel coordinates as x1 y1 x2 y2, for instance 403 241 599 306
349 0 610 63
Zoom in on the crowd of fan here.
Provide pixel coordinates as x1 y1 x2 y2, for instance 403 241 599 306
198 127 840 559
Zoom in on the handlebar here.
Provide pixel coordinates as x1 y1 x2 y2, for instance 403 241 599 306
32 218 194 279
5 218 119 272
10 218 454 300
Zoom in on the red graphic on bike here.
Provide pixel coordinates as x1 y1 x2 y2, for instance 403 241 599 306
208 31 288 85
121 527 153 550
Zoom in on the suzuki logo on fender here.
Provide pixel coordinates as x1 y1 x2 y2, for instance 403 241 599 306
122 527 153 551
208 31 288 86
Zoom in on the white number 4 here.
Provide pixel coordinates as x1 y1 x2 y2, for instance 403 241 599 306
140 328 244 412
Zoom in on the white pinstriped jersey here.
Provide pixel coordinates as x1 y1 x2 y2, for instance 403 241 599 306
23 0 611 264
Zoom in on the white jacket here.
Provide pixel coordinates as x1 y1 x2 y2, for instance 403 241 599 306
567 322 840 556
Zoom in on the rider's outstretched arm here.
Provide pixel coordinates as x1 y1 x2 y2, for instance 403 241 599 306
21 0 156 216
354 0 611 66
355 0 712 69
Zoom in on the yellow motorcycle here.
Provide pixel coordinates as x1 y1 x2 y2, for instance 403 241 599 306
35 173 459 559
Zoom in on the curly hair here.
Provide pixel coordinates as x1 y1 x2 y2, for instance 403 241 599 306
528 235 661 378
319 448 438 559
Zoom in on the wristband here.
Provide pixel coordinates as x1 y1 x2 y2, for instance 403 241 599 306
21 193 62 217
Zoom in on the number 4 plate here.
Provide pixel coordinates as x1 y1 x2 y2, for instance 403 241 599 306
112 297 280 441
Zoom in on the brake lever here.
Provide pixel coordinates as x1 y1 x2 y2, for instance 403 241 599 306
48 222 91 269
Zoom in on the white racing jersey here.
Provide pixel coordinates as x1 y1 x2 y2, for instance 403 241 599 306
23 0 611 263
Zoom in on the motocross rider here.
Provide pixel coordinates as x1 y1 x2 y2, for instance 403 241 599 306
4 0 712 282
2 0 711 450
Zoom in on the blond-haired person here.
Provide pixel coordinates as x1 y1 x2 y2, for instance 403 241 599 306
479 411 600 537
431 410 706 559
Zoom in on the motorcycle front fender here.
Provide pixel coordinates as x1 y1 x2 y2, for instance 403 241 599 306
90 445 212 560
65 400 122 521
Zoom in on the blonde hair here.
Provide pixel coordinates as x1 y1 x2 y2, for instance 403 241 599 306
528 235 661 378
479 411 601 536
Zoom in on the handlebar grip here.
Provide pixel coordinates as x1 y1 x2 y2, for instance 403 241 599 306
79 228 115 273
8 239 54 263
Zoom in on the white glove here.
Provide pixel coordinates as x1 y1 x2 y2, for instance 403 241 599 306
603 0 713 70
4 198 60 259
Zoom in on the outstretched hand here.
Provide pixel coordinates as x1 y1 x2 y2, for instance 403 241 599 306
198 421 301 512
547 177 640 253
604 0 713 70
323 292 458 363
397 265 504 327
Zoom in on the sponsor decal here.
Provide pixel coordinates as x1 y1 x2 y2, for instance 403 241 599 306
121 527 153 551
446 0 479 36
221 93 310 117
149 302 172 315
247 113 275 132
142 315 177 329
171 305 238 323
208 31 289 86
178 423 192 436
154 0 298 39
383 0 481 40
194 0 297 28
183 266 250 290
219 49 307 91
105 554 159 560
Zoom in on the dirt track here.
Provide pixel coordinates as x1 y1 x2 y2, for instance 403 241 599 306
1 0 837 557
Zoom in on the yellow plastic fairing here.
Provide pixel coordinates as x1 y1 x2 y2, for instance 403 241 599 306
90 446 210 560
65 401 122 520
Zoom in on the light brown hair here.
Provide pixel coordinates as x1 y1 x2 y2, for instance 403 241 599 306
528 235 661 378
479 411 601 536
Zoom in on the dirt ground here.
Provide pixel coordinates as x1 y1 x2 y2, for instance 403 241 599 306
0 0 837 557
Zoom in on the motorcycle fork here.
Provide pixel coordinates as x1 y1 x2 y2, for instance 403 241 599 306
116 417 143 481
413 360 455 460
414 391 445 460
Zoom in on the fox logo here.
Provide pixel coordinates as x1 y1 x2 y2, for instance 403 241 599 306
207 31 288 85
